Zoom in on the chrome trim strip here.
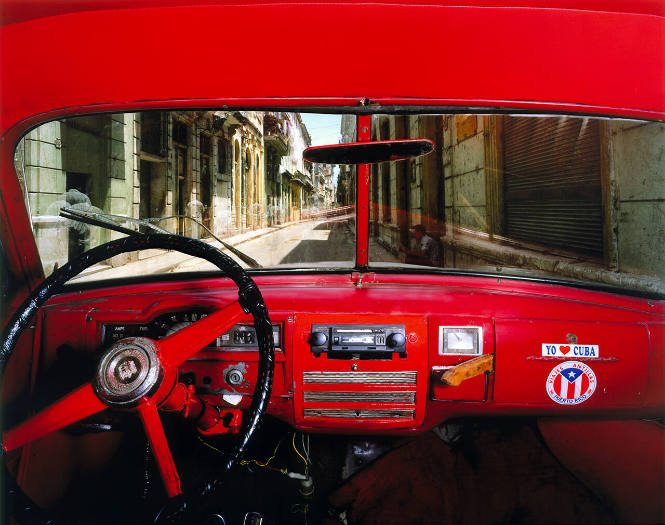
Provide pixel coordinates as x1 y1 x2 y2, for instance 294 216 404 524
303 408 415 419
302 371 417 385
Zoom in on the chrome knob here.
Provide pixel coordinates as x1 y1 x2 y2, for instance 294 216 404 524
226 368 245 386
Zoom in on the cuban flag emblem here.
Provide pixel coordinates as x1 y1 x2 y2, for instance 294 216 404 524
546 361 596 405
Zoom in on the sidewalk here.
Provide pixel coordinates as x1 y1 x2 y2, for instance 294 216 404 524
70 220 306 283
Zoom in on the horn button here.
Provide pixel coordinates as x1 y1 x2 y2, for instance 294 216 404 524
94 337 163 406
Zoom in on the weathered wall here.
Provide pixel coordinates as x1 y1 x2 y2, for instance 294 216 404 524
20 121 66 273
610 121 665 280
443 115 488 234
21 115 135 273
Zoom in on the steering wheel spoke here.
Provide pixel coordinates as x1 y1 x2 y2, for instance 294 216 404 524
3 383 106 453
0 234 274 522
158 301 247 368
138 400 183 498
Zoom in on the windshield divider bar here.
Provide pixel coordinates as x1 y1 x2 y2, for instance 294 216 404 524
356 115 371 268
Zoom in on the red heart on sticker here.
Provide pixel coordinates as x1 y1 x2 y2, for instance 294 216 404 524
559 345 571 355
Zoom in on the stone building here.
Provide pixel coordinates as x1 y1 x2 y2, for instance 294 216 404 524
367 114 665 291
17 110 314 275
336 114 356 206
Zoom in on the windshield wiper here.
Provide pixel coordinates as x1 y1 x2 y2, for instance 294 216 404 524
145 215 261 269
59 209 262 269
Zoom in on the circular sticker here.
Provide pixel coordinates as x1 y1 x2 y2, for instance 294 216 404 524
546 360 596 405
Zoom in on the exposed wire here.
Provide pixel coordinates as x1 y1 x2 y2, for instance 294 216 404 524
302 433 311 466
256 435 284 468
292 432 309 477
199 435 297 477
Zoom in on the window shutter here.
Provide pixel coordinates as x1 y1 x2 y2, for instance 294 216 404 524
503 117 602 257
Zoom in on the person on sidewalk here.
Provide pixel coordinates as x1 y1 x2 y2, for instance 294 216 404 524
399 224 441 266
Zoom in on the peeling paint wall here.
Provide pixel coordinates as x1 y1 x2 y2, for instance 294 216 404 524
443 115 488 234
611 121 665 280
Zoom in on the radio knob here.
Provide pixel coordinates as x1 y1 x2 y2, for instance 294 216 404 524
387 333 406 348
310 331 328 346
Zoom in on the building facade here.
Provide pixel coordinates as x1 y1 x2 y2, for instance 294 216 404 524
17 110 316 274
367 114 665 289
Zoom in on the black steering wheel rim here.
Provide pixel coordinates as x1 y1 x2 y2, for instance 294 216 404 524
1 234 275 524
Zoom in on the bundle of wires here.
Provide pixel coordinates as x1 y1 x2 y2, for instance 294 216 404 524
198 432 311 479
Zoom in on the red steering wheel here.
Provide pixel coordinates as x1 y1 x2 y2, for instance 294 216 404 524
1 234 275 523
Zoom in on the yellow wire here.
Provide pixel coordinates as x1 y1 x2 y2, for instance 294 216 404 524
292 432 309 477
198 435 288 474
261 436 283 467
199 434 308 478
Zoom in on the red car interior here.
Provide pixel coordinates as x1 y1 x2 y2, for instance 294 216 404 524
1 1 663 524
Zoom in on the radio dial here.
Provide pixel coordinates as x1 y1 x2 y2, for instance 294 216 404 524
387 333 406 348
310 331 328 346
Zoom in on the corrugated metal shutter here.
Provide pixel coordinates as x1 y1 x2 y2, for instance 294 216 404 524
503 116 602 257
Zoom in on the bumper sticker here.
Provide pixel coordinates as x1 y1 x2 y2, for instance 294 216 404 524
542 344 599 358
546 361 597 405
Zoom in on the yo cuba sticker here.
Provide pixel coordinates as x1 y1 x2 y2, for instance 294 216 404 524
542 344 599 358
546 361 597 405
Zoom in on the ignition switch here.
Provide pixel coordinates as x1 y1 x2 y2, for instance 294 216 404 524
226 368 245 386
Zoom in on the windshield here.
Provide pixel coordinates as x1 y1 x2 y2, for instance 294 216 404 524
14 111 665 295
15 111 356 280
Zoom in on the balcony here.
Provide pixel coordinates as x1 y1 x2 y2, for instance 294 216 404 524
263 113 288 155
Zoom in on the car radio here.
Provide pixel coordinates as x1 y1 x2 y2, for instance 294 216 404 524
309 324 406 357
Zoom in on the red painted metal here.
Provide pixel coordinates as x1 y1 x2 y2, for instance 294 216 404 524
538 419 665 523
1 4 663 139
22 275 662 436
180 347 289 406
159 381 242 434
645 323 665 407
293 313 428 430
356 115 371 266
494 320 650 407
0 0 662 513
4 0 665 27
2 383 106 453
428 316 494 401
198 409 243 436
158 301 247 367
137 400 183 498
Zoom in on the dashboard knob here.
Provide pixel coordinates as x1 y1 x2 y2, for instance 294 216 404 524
310 331 328 346
387 333 406 348
226 368 245 386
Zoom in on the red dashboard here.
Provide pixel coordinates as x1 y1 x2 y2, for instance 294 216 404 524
30 272 664 435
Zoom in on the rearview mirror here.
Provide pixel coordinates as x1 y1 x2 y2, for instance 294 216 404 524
303 139 434 165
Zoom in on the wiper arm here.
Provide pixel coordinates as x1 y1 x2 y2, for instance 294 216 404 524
146 215 262 269
60 208 142 237
59 209 262 269
60 208 170 235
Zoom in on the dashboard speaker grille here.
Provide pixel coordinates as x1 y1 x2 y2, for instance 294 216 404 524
304 408 415 419
302 371 417 385
303 391 416 403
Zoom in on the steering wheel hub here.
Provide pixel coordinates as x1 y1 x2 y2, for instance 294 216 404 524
94 337 162 406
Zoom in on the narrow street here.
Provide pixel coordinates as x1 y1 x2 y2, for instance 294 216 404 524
173 215 398 272
72 216 399 282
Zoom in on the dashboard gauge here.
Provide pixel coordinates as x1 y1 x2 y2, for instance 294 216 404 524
102 309 211 345
102 310 281 351
439 327 483 355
